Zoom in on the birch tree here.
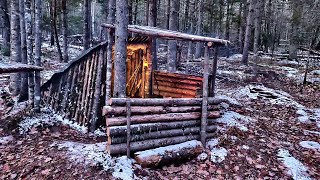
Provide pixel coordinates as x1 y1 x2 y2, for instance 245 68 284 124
114 0 128 97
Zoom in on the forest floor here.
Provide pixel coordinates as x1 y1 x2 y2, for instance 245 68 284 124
1 44 320 179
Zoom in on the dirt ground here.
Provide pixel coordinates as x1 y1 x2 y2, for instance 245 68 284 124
1 45 320 179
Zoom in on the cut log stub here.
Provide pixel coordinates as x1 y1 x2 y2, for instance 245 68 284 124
134 140 203 167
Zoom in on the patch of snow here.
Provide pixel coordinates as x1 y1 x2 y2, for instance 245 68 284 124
135 140 202 158
206 138 219 149
210 147 228 163
93 128 106 137
279 66 299 78
19 111 88 134
0 135 14 145
303 130 320 136
112 156 135 180
215 111 254 131
299 141 320 151
51 141 135 180
278 60 299 66
277 149 312 180
215 95 241 106
310 70 320 75
296 109 310 123
242 145 250 150
226 54 242 62
197 153 208 161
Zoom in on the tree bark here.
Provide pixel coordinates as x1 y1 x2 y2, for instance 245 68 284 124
61 0 68 62
10 0 22 96
83 0 91 50
25 0 34 107
19 0 28 101
289 0 303 60
253 0 265 61
0 0 10 52
34 0 42 113
134 140 203 167
114 0 129 97
105 0 116 103
167 0 179 72
195 0 204 59
148 0 157 70
53 0 63 62
241 0 256 65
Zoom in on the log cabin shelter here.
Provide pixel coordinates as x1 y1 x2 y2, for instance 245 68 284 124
103 24 230 99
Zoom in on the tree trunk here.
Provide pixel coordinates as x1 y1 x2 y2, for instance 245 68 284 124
167 0 179 72
135 140 203 167
105 0 116 103
148 0 157 70
253 0 265 61
10 0 22 96
225 0 234 40
114 0 129 98
61 0 68 62
0 0 10 53
194 0 204 59
18 0 28 102
83 0 91 49
53 0 63 62
289 0 303 60
25 0 34 107
50 1 55 46
239 0 248 53
34 0 42 113
241 0 256 65
165 0 170 29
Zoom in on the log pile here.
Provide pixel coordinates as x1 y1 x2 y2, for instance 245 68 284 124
153 71 204 98
104 98 222 155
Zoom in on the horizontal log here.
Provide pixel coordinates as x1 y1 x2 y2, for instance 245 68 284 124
106 111 221 126
154 80 200 91
109 98 223 106
134 140 203 167
108 125 217 144
0 62 43 74
103 105 219 116
153 90 195 98
153 85 197 96
154 71 203 81
107 135 200 155
153 76 202 86
107 118 219 136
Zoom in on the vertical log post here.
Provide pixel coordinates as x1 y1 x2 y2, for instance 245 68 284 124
210 45 219 97
105 29 114 103
126 98 131 157
201 45 210 145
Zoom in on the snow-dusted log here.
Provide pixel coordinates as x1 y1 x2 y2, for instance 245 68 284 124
106 111 220 126
107 135 199 155
134 140 203 167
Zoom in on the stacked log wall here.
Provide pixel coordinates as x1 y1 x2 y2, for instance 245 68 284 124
104 98 223 155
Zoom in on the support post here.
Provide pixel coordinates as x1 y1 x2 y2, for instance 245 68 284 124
210 45 218 97
201 45 209 145
126 98 131 158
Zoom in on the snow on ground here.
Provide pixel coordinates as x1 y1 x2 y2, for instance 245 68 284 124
277 149 312 180
206 138 220 150
215 111 254 132
299 141 320 151
19 111 88 134
215 95 241 106
0 135 14 145
210 147 228 163
310 70 320 75
93 127 107 137
303 130 320 136
51 141 135 180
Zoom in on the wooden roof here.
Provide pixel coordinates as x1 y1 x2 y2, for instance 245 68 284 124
102 24 230 46
0 62 43 74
